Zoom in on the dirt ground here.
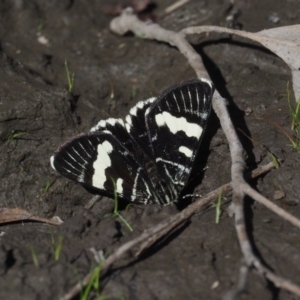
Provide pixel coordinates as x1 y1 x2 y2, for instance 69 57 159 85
0 0 300 299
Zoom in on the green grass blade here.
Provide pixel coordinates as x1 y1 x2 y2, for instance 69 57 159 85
215 189 223 224
65 60 75 92
111 178 133 232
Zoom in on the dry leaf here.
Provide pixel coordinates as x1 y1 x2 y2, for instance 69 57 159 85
183 24 300 101
251 25 300 102
0 207 62 226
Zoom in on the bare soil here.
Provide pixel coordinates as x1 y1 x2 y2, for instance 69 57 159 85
0 1 300 299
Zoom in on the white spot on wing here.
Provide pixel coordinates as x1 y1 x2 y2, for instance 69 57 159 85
156 157 185 172
199 78 213 89
125 122 131 133
50 156 56 170
116 178 123 194
155 112 203 139
129 97 156 117
132 167 142 201
126 97 156 133
92 141 113 189
145 107 151 118
155 157 187 186
90 118 124 132
107 119 117 126
142 178 152 203
179 146 193 157
130 106 138 117
200 112 208 119
126 115 132 126
90 120 105 132
78 173 85 182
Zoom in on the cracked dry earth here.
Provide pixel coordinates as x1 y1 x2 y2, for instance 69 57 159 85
0 1 300 299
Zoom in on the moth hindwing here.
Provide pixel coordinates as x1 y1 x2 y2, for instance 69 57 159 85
51 79 214 205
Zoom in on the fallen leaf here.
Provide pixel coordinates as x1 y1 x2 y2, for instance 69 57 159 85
0 207 63 226
254 25 300 102
183 24 300 101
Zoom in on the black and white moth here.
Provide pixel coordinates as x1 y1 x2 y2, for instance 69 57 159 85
50 79 214 205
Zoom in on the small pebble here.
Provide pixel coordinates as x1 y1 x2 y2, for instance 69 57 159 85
268 13 280 24
245 107 253 116
211 281 219 289
273 190 285 200
226 202 235 217
262 218 272 223
37 35 49 45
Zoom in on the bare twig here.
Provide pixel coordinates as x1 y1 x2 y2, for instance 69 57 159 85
84 195 101 209
242 183 300 229
164 0 190 15
258 263 300 296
